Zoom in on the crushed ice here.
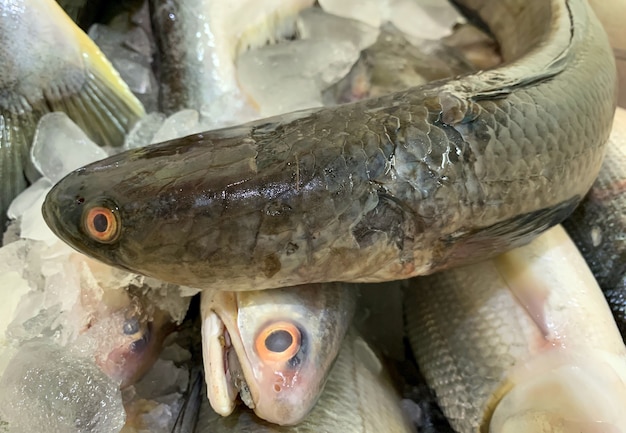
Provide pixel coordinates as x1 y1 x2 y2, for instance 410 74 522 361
0 1 465 431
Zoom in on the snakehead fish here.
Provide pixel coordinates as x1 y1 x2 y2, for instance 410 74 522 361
43 0 617 290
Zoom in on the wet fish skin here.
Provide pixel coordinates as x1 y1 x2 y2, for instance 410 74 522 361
563 108 626 338
200 282 356 426
43 0 617 290
195 328 416 433
405 225 626 432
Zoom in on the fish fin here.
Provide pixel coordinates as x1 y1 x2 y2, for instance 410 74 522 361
435 196 581 270
0 111 38 234
1 1 144 148
51 3 145 147
44 66 145 148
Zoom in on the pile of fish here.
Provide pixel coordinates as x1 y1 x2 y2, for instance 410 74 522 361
0 0 625 432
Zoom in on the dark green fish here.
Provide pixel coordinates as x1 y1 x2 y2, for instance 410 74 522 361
42 0 616 291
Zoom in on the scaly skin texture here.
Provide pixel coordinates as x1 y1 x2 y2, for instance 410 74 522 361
43 0 617 290
405 226 626 432
563 108 626 338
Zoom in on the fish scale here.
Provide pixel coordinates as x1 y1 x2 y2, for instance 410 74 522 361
42 0 617 292
563 108 626 337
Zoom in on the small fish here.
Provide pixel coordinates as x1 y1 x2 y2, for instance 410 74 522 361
0 0 145 234
405 225 626 432
200 282 355 426
563 107 626 337
87 293 175 389
191 328 415 433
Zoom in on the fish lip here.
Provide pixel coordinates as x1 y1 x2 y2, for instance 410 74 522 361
201 311 237 416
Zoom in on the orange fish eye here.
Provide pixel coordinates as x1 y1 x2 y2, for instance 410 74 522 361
83 205 120 243
255 321 301 363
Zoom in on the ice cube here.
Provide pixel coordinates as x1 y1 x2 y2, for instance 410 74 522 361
297 6 380 51
0 268 31 346
30 113 109 183
389 0 463 41
151 110 204 144
318 0 386 28
89 23 158 112
318 0 462 40
237 39 360 116
123 112 166 150
7 179 56 244
0 341 125 433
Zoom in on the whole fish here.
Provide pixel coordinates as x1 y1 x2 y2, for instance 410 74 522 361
562 107 626 337
192 328 415 433
0 0 145 234
405 225 626 432
200 282 355 425
42 0 617 290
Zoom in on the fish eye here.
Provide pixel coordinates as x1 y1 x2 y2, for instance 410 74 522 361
255 321 301 363
83 203 120 243
123 318 140 335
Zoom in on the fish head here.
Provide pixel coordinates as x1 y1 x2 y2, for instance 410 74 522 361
40 143 205 278
41 132 269 287
200 283 355 425
89 294 174 388
488 349 626 433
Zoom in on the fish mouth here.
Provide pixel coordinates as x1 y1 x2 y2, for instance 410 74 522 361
201 310 256 416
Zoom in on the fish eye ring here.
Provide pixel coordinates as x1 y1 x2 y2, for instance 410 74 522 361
82 201 121 244
255 321 301 362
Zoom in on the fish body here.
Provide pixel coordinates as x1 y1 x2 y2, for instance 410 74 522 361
405 225 626 432
563 107 626 337
195 328 416 433
43 0 617 290
200 282 356 425
0 0 144 234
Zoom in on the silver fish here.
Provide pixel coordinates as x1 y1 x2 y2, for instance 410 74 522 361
200 282 355 425
562 108 626 337
194 328 416 433
406 225 626 432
